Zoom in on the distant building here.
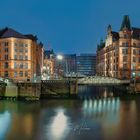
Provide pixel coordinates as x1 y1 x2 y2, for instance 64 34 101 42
43 49 55 79
96 15 140 79
0 27 44 82
77 54 96 75
63 54 77 74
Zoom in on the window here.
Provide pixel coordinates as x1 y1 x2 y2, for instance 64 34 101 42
138 57 140 63
4 62 8 68
123 64 127 69
133 43 136 47
122 42 129 47
133 49 136 55
19 55 23 60
122 49 128 54
25 44 28 47
19 49 23 52
14 62 18 68
116 57 118 62
14 55 17 60
5 55 8 60
25 72 28 77
20 43 24 47
14 43 17 46
14 72 18 77
123 56 127 62
14 47 17 52
4 71 8 77
124 34 128 38
19 63 23 69
5 48 8 52
4 42 9 46
25 56 28 60
25 63 28 69
133 57 136 62
19 71 23 77
25 49 28 53
138 50 140 55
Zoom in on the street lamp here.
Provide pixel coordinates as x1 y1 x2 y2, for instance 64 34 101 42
56 55 63 79
57 55 63 60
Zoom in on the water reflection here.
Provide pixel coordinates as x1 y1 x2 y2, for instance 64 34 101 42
0 111 11 140
46 108 71 140
83 98 120 117
0 85 140 140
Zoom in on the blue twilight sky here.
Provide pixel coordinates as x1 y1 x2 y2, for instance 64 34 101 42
0 0 140 54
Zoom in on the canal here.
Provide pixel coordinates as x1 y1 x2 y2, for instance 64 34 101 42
0 85 140 140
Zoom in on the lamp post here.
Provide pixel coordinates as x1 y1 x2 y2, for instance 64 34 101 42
56 55 63 79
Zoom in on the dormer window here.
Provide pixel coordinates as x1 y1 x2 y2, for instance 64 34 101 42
124 34 128 38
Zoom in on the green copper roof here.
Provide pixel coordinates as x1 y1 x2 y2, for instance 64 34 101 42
120 15 131 31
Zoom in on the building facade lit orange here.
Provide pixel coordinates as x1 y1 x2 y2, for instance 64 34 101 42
97 15 140 79
0 28 44 82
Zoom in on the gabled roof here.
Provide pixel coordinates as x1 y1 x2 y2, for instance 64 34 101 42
132 27 140 39
0 28 28 39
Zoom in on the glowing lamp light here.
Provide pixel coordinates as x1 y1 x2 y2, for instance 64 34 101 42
132 72 136 77
57 55 63 60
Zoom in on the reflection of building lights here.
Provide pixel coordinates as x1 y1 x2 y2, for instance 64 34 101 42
83 100 88 109
48 110 70 140
82 98 121 116
98 100 102 113
0 111 11 140
89 99 92 109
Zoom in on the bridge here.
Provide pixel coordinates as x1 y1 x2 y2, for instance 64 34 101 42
78 76 130 85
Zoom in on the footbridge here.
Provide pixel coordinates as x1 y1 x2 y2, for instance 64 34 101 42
78 76 130 85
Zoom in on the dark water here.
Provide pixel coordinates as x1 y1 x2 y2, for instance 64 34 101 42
0 85 140 140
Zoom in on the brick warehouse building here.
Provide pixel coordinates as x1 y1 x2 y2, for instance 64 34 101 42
0 27 44 82
97 15 140 79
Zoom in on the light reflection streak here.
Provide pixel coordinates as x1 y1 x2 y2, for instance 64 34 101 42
46 109 70 140
82 97 120 116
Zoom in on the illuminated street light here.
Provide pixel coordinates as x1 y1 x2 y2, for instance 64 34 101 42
57 55 63 60
56 54 63 79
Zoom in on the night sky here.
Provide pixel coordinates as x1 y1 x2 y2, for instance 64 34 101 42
0 0 140 54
